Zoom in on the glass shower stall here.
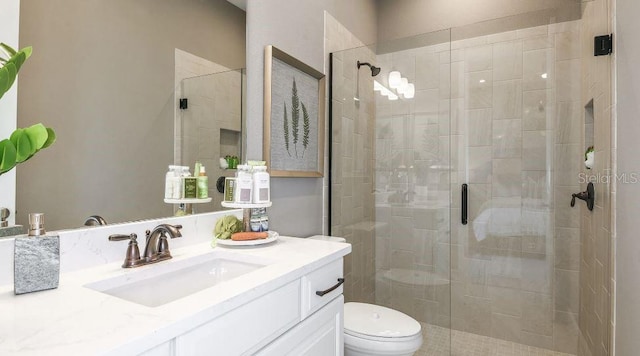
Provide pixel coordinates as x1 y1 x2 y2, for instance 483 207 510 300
329 8 606 355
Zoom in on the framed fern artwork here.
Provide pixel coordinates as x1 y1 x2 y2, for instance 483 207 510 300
263 45 325 177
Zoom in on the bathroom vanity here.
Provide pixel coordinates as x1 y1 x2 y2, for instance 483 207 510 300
0 211 350 355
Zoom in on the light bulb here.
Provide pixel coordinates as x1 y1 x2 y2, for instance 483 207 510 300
404 83 415 99
388 71 402 89
397 78 409 93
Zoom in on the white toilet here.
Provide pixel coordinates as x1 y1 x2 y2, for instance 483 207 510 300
309 236 424 356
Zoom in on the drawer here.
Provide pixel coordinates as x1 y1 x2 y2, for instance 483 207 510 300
301 259 344 319
175 280 301 356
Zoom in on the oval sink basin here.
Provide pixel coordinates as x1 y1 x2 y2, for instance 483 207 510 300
85 251 271 307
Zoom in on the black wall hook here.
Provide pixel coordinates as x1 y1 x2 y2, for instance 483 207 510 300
571 182 595 211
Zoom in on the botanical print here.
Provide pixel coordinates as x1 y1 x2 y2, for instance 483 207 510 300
282 79 311 158
269 57 319 171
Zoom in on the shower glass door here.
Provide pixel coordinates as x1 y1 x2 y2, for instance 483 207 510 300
448 16 582 355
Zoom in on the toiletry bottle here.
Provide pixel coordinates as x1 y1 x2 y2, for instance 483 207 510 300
179 166 192 199
197 166 208 199
234 165 253 204
194 161 201 182
165 165 177 199
224 177 236 202
252 165 270 203
183 165 197 199
170 167 181 199
14 213 60 295
250 208 262 232
260 208 269 232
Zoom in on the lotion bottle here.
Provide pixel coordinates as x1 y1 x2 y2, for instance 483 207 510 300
197 166 208 199
234 165 253 204
252 166 270 203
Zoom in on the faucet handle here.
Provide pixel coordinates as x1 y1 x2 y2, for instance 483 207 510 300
109 233 136 242
109 233 144 268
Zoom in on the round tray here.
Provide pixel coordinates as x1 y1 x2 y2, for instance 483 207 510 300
215 231 279 247
221 201 272 209
164 198 212 204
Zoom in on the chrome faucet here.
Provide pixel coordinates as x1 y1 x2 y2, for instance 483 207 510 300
143 224 182 263
84 215 107 226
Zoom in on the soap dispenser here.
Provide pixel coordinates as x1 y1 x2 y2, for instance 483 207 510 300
14 213 60 295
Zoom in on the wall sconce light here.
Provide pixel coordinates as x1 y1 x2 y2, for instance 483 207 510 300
404 83 415 99
397 78 409 94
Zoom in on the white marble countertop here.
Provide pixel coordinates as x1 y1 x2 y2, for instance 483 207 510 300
0 236 351 355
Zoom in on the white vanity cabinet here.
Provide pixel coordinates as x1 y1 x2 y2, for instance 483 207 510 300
255 295 343 356
138 258 345 356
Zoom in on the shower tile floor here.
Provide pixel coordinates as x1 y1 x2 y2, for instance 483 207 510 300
416 323 575 356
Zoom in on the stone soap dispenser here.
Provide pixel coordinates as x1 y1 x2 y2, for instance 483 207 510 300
14 213 60 295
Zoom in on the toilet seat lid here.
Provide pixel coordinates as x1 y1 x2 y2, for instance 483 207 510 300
344 302 421 338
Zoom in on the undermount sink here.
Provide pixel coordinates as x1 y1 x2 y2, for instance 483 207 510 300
85 251 270 307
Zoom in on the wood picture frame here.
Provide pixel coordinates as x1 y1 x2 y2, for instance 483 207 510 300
263 45 325 177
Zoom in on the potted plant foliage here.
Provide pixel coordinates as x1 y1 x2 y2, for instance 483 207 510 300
0 43 55 176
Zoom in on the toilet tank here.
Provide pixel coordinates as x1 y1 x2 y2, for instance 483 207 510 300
308 235 347 243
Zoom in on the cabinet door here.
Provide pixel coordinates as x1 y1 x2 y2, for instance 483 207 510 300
174 280 301 356
256 295 344 356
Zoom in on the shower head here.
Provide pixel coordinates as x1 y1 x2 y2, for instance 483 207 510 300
357 61 381 77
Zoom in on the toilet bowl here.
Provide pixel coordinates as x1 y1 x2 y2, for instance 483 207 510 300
344 302 423 356
308 236 424 356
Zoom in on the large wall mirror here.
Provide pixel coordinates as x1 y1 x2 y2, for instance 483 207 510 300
6 0 246 232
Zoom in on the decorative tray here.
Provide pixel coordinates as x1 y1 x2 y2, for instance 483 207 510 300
215 231 279 247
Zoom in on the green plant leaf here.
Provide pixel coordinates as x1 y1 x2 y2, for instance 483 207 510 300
8 51 26 73
0 66 8 100
10 129 34 163
21 46 32 60
25 123 49 152
0 139 17 174
42 127 56 149
0 43 17 56
4 62 16 93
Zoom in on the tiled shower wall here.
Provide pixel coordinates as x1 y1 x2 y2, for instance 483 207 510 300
577 0 615 355
327 13 377 304
372 21 583 354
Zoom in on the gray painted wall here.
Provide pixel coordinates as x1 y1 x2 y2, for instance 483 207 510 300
17 0 245 230
376 0 581 42
615 0 640 354
245 0 376 237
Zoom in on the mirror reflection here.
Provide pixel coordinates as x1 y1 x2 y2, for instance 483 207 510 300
5 0 246 233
